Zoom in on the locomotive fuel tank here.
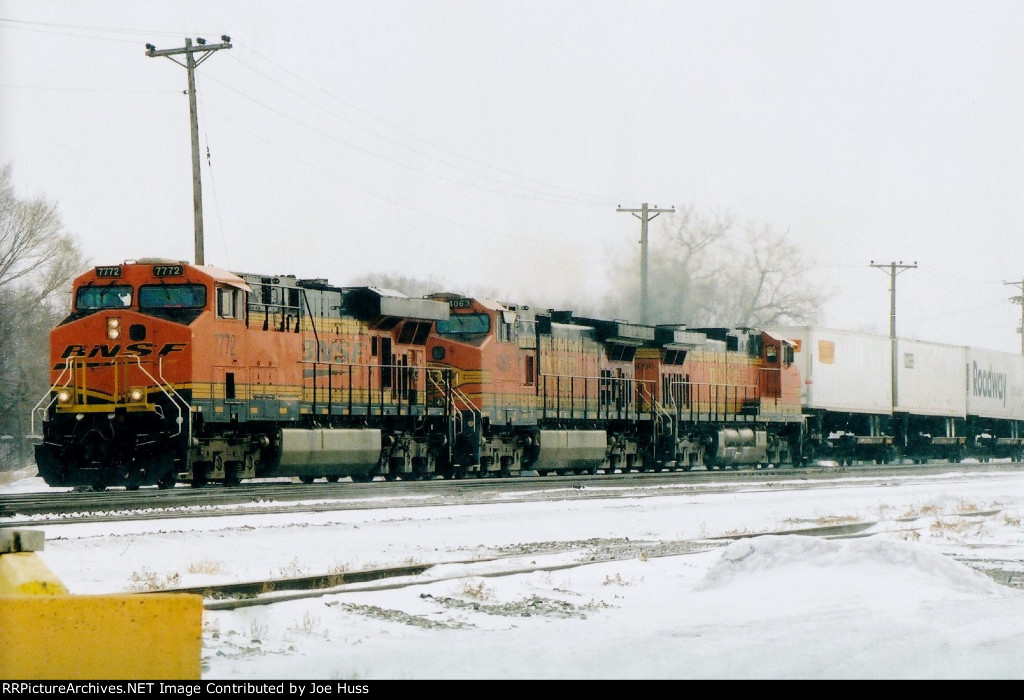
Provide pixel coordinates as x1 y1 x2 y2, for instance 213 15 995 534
530 430 607 473
264 428 382 481
705 428 768 467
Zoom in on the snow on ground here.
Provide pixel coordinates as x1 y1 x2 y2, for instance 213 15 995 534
3 467 1024 679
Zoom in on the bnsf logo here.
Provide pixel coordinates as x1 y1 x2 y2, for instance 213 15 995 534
60 343 188 359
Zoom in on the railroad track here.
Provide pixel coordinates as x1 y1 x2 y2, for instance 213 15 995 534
4 460 1018 524
137 518 1024 611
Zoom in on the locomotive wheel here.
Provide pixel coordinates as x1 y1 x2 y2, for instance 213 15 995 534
300 476 315 484
123 465 142 491
190 463 208 487
80 432 110 490
384 472 399 482
91 469 109 491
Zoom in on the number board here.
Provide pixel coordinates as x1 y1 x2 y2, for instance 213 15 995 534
95 266 122 278
449 298 472 309
152 264 185 277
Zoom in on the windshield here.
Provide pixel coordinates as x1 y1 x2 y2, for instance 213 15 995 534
436 313 490 335
138 284 208 310
76 285 132 310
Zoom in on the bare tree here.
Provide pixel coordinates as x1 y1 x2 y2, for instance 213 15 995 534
0 164 85 470
720 222 828 327
598 205 830 328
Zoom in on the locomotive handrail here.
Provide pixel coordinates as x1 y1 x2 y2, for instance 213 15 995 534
300 359 432 415
428 368 480 428
539 371 641 421
663 377 759 424
29 357 75 439
302 290 323 411
150 356 189 441
425 370 458 433
637 382 672 422
425 368 458 467
636 382 672 445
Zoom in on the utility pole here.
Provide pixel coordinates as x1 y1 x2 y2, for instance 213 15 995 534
617 203 675 325
146 36 232 266
1006 279 1024 355
871 260 917 409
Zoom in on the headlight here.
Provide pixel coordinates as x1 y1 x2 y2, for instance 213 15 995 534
107 317 121 340
57 390 72 404
129 388 145 403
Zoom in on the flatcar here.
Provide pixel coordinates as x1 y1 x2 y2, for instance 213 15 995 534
764 326 1024 464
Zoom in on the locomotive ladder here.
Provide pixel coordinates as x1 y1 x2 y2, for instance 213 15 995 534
28 358 75 440
637 382 674 445
428 369 481 468
428 369 480 434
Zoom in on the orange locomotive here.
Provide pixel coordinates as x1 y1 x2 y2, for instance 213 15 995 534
33 261 805 489
425 296 805 477
33 259 451 489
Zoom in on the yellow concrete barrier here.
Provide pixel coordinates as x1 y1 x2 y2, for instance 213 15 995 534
0 593 203 679
0 551 69 596
0 530 203 680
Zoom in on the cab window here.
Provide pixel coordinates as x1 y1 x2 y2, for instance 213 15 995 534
436 313 490 335
76 285 132 310
217 287 244 320
138 284 208 310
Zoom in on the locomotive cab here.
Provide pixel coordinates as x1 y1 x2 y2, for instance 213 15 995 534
34 259 247 489
427 298 644 477
35 261 457 490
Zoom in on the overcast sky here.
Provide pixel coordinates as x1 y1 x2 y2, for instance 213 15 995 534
3 1 1024 351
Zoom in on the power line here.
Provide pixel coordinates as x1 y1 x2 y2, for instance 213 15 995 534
201 70 600 207
0 17 222 44
233 44 628 207
217 52 616 207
